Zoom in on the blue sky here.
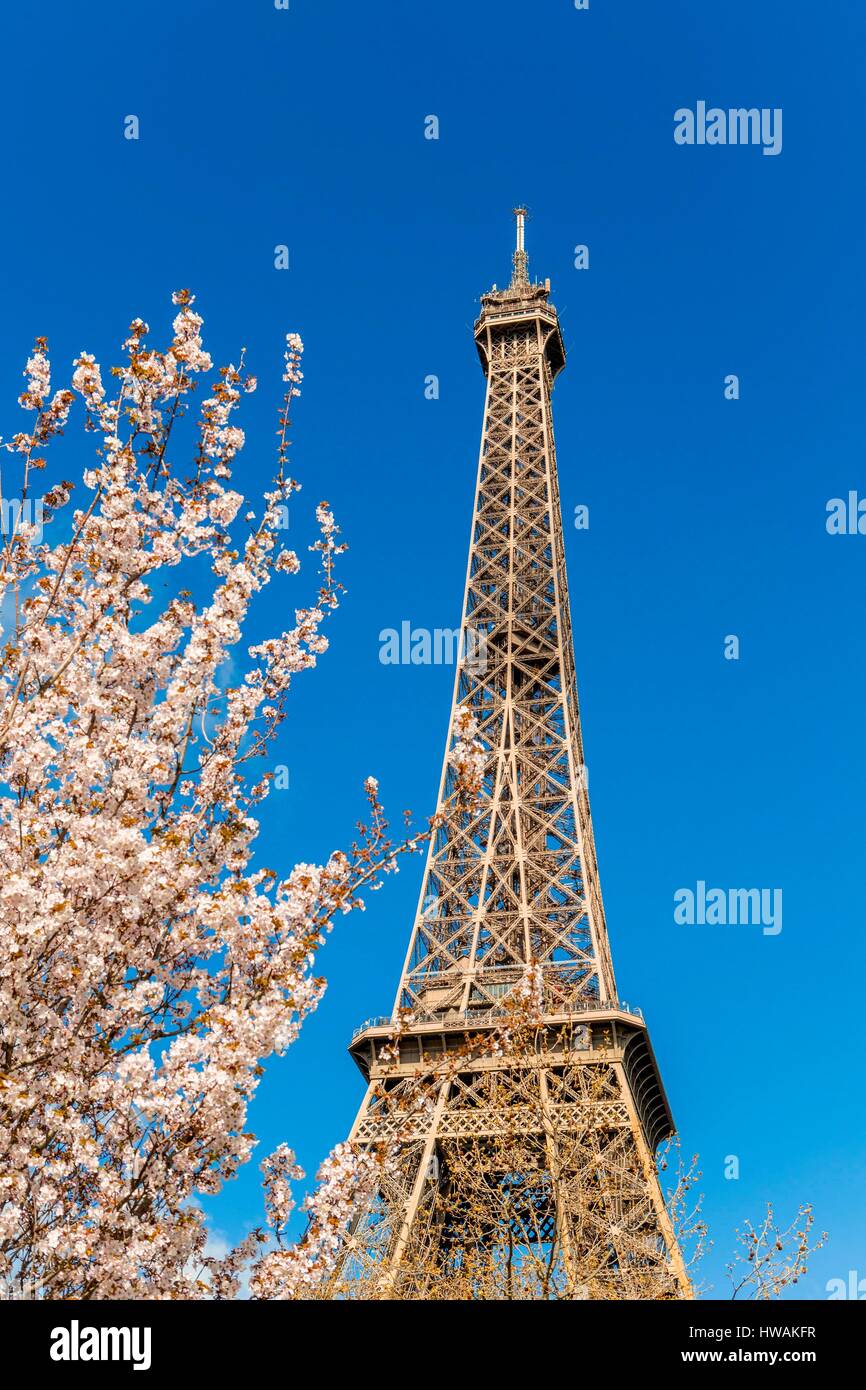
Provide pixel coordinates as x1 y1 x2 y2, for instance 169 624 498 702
1 0 864 1297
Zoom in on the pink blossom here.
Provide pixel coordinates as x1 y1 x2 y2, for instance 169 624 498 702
0 296 368 1299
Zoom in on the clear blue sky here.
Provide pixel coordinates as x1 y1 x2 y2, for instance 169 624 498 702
1 0 864 1298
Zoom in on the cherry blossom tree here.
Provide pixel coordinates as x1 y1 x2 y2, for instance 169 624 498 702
0 296 820 1304
0 294 472 1299
726 1203 827 1301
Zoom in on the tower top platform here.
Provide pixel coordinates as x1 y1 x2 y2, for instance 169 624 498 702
474 207 565 377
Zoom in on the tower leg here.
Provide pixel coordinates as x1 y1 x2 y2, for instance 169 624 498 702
333 1027 691 1300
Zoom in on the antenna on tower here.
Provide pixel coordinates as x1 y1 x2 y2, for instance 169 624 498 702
511 205 529 288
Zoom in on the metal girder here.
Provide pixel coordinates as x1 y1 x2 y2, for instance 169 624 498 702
334 215 691 1300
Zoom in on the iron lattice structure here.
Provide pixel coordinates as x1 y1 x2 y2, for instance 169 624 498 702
335 212 691 1299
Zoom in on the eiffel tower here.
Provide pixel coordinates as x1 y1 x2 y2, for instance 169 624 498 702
336 211 691 1299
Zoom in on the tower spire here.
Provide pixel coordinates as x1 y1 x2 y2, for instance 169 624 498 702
510 205 529 287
